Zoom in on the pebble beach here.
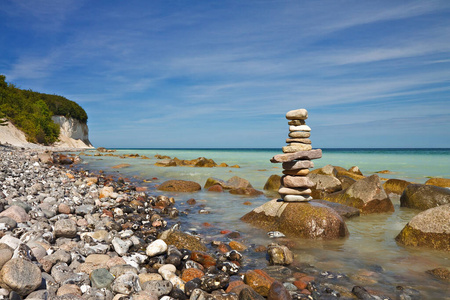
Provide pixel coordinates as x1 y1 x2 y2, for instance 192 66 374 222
0 145 448 300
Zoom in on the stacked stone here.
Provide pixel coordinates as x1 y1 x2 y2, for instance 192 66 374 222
270 108 322 202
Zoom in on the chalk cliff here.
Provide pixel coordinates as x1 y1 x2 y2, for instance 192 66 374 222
0 116 93 149
51 115 93 149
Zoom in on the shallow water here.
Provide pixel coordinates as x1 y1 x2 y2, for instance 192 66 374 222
75 148 450 298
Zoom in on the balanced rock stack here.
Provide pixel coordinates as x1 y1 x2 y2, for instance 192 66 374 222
270 108 322 202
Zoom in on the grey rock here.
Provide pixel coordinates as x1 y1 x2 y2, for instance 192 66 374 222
400 184 450 210
90 268 115 289
51 262 82 285
142 280 173 297
53 219 77 238
75 204 95 216
25 289 50 299
109 264 138 278
111 237 133 256
0 216 17 230
44 249 72 265
111 272 141 295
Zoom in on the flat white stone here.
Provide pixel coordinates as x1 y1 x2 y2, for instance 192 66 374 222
282 195 312 202
289 125 311 132
278 187 312 195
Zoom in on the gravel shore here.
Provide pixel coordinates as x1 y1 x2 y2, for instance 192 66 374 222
0 146 420 300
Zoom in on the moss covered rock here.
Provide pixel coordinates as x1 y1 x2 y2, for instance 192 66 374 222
383 179 412 195
241 199 348 239
425 178 450 188
396 204 450 251
400 184 450 210
263 174 281 192
162 231 207 252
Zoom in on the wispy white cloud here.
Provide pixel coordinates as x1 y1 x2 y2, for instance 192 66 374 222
1 0 449 147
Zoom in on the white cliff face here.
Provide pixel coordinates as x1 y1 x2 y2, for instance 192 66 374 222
51 115 93 149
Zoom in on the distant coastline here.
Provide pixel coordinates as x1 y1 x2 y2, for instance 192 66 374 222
105 147 450 151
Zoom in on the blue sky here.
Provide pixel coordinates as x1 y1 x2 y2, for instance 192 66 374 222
1 0 449 148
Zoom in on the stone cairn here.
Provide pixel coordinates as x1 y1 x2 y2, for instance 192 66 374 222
270 108 322 202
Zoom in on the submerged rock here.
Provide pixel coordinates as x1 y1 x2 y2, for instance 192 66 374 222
162 230 208 252
158 180 202 192
400 184 450 210
241 199 349 239
396 204 450 251
310 200 360 219
426 268 450 281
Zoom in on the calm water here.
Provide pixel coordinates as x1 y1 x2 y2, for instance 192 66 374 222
76 148 450 298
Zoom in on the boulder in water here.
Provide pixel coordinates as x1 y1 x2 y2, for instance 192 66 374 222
263 174 281 192
308 173 342 198
311 199 360 219
400 184 450 210
322 174 394 214
157 180 201 192
241 199 348 239
396 204 450 251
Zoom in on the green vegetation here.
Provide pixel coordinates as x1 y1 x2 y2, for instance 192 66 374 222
0 75 88 145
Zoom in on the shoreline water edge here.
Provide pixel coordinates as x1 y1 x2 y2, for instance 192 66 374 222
0 146 449 299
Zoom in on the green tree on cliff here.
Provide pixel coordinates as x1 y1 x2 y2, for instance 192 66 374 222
0 75 88 145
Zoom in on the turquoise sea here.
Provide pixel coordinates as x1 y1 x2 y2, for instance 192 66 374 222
75 148 450 298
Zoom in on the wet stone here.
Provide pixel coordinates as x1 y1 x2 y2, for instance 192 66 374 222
267 281 292 300
185 278 202 297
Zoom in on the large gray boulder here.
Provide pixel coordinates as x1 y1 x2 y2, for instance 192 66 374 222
396 204 450 251
322 174 394 214
241 199 348 239
400 184 450 210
